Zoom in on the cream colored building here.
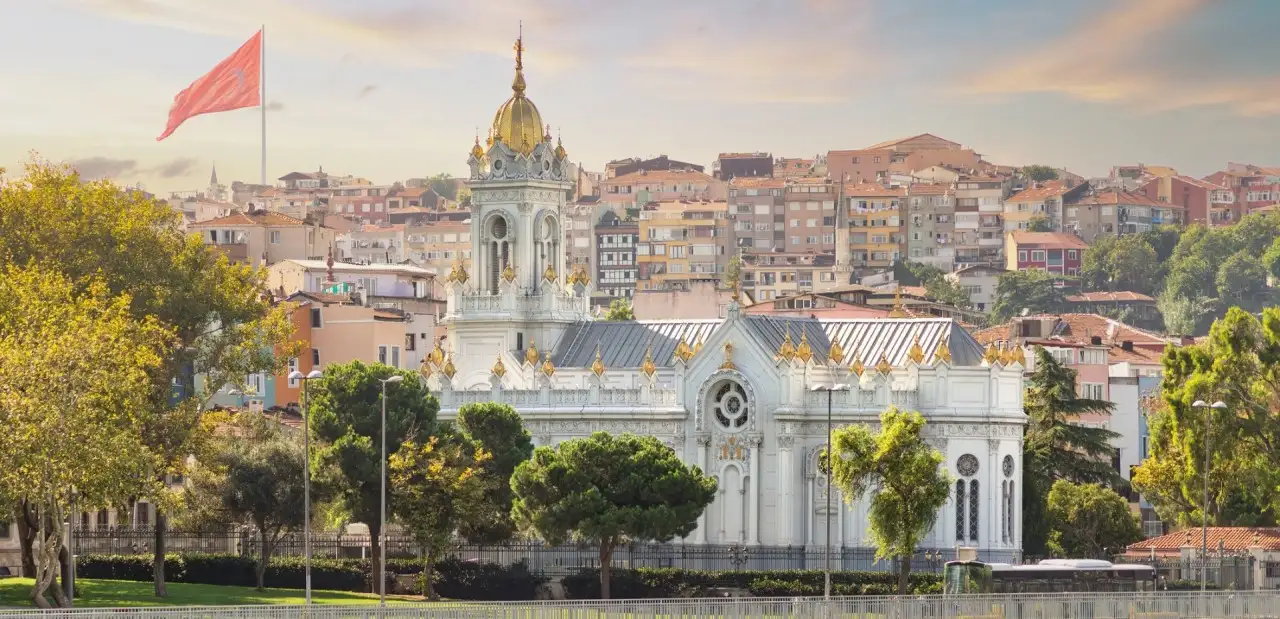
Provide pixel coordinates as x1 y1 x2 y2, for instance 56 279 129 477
189 210 334 266
407 219 473 278
340 223 408 264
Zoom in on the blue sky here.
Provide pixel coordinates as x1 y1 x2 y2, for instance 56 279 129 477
2 0 1278 194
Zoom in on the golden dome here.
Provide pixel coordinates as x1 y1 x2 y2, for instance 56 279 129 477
491 34 546 156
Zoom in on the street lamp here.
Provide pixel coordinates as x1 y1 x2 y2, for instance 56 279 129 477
288 369 324 605
1192 399 1227 593
377 374 404 606
811 383 850 600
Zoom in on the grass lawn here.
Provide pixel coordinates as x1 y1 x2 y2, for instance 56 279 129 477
0 578 423 607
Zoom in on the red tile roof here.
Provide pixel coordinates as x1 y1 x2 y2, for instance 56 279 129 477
1126 527 1280 556
730 177 786 189
1069 190 1169 208
1008 231 1088 250
844 183 906 197
606 169 716 184
718 152 770 159
190 210 308 227
907 183 953 195
1066 291 1156 303
863 133 960 151
973 313 1173 349
1007 181 1071 203
1175 175 1230 192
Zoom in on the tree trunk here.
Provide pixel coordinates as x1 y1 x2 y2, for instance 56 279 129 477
15 502 36 578
422 549 437 601
897 553 911 595
598 540 614 600
369 521 382 595
256 529 269 591
153 509 167 598
57 543 71 603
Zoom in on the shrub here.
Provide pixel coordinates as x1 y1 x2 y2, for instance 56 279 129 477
563 567 942 599
429 558 546 601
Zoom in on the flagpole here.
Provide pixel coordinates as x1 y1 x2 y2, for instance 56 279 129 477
260 24 267 187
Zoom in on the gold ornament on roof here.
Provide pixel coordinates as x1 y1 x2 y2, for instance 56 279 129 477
776 325 796 362
418 357 433 380
640 345 657 379
1011 344 1026 366
590 342 606 378
524 340 539 366
888 285 907 318
446 261 468 285
542 262 557 283
470 135 485 161
540 351 556 377
427 341 445 367
489 27 545 156
828 338 846 366
575 263 590 286
441 354 457 379
850 352 865 377
875 353 893 375
554 135 567 160
720 341 737 370
674 337 694 364
731 279 742 304
692 337 704 356
932 336 952 365
795 329 814 365
502 263 516 283
983 343 1001 365
491 355 507 379
906 334 925 364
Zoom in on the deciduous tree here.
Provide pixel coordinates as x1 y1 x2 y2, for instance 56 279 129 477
1027 215 1054 232
1021 165 1059 182
604 298 635 321
1045 480 1142 559
454 403 533 544
390 437 488 600
510 432 715 599
309 361 438 591
829 408 950 594
991 270 1066 323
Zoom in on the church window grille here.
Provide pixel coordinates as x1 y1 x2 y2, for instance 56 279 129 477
968 479 979 542
955 480 966 541
712 381 749 431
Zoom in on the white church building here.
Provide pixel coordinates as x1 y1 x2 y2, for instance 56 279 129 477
422 34 1027 563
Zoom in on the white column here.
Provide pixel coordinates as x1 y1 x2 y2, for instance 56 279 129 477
748 435 761 545
697 436 711 543
778 437 794 545
807 477 815 546
987 439 999 550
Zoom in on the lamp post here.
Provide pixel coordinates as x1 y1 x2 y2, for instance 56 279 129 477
377 374 403 606
288 369 324 605
811 383 850 600
1191 399 1227 593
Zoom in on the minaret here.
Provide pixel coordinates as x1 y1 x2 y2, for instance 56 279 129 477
208 163 221 201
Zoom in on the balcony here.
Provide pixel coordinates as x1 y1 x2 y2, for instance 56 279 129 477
211 242 249 264
978 237 1002 247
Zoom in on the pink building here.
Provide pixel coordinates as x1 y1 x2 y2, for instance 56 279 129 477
600 169 726 210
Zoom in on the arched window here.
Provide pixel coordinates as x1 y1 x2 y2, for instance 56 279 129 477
968 479 979 542
955 480 966 542
1007 482 1016 544
1001 481 1008 543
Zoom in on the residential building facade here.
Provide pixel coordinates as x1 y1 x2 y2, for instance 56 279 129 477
946 264 1005 313
189 210 333 266
601 169 726 211
594 210 638 300
714 152 773 180
741 252 838 302
844 183 905 275
905 183 956 271
1004 231 1087 277
636 201 730 291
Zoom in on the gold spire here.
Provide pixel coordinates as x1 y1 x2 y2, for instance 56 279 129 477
446 261 468 285
554 134 567 160
590 342 606 378
983 343 1001 365
875 352 893 375
888 285 907 318
850 351 865 377
488 25 545 156
502 263 516 283
470 134 485 160
427 340 445 368
795 329 813 365
540 351 556 378
524 340 539 367
640 345 657 378
491 354 507 379
441 354 457 380
418 357 433 380
828 338 846 366
776 325 796 362
512 26 526 95
1012 344 1026 366
674 336 693 364
543 262 557 283
906 334 925 364
932 335 952 365
731 279 742 304
575 263 590 286
720 341 737 370
692 336 704 356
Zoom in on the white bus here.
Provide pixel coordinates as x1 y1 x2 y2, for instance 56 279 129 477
944 559 1158 594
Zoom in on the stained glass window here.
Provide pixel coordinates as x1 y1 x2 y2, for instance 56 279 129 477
955 480 966 541
969 479 979 542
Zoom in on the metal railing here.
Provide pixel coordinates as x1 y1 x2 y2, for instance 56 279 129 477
5 591 1280 618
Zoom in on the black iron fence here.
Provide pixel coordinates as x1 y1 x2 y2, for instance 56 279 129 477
69 527 1021 578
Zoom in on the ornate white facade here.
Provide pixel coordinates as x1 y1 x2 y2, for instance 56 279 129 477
428 34 1027 556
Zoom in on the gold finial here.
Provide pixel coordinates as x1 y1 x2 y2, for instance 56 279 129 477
640 345 657 378
720 341 737 370
512 24 526 95
428 340 445 367
418 357 433 380
524 340 539 366
932 335 952 365
540 351 556 377
543 123 552 142
441 354 457 379
590 342 606 378
906 334 925 364
828 338 846 366
692 336 704 356
554 134 567 160
674 336 693 364
875 352 893 375
888 285 906 318
731 279 742 304
502 263 516 283
470 134 485 160
776 325 796 362
542 262 557 283
850 351 865 377
983 343 1001 365
1012 344 1026 366
492 354 507 379
576 263 590 286
446 261 469 285
795 329 814 365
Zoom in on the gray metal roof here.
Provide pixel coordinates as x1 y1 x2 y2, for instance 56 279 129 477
821 318 985 367
740 315 834 361
550 320 723 369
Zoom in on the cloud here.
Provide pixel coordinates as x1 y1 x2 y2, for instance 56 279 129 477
67 0 583 71
69 156 200 180
357 85 377 99
963 0 1280 116
150 157 199 178
265 101 284 112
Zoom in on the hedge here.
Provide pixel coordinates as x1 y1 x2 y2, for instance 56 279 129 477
74 554 542 599
561 567 942 599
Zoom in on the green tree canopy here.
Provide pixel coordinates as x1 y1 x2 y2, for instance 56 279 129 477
309 361 439 589
510 432 716 599
604 298 635 321
1215 250 1268 310
1021 346 1122 555
900 261 971 308
991 270 1067 323
454 402 534 544
1027 215 1055 232
1134 308 1280 528
829 408 950 594
721 254 742 290
1045 481 1142 559
182 412 306 590
1022 165 1060 182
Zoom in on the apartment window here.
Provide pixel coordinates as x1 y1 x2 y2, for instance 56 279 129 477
791 236 801 245
288 358 300 387
790 219 800 228
310 308 322 328
309 348 320 367
270 231 281 244
873 156 881 163
406 333 416 352
1081 383 1105 400
1067 250 1077 260
362 203 371 213
1018 250 1028 263
378 345 388 365
806 219 817 227
852 157 860 164
391 346 401 368
822 233 835 244
1031 250 1046 262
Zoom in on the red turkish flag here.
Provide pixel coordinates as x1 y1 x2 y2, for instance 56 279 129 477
156 31 262 141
